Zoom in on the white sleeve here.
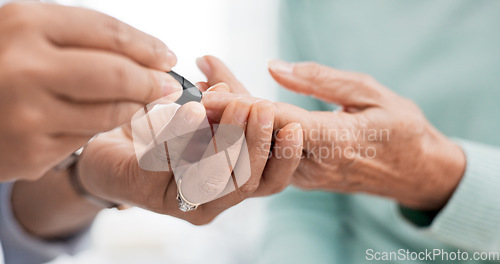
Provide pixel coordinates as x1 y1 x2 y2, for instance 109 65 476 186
0 183 90 264
0 241 4 264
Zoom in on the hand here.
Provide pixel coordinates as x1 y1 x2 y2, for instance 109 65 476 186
0 2 181 181
266 60 466 210
196 55 466 210
197 56 307 198
77 86 303 225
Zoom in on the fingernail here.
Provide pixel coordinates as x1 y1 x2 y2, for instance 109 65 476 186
196 57 211 76
185 103 205 124
161 73 183 96
207 83 230 92
166 49 177 68
234 99 251 124
268 60 294 75
206 86 217 92
257 101 274 127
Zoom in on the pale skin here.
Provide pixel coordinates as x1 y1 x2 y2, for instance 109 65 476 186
1 2 302 241
4 1 463 241
12 83 303 238
197 55 466 211
0 2 184 239
0 2 182 181
12 54 465 240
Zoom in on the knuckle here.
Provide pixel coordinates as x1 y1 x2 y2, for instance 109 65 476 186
1 3 38 30
15 105 44 131
303 62 328 83
0 47 50 81
145 37 168 66
355 74 378 91
110 63 130 91
105 16 131 52
240 182 259 195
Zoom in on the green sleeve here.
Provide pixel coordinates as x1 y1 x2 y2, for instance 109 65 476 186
257 187 348 264
399 139 500 251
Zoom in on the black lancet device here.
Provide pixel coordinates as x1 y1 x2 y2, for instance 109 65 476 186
167 71 203 105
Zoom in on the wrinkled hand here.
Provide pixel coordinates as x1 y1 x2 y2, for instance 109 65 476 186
0 2 180 181
198 56 466 210
77 85 303 225
197 56 308 199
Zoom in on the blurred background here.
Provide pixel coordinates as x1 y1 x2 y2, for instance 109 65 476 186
46 0 280 263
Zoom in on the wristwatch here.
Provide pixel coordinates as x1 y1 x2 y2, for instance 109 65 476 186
55 146 122 209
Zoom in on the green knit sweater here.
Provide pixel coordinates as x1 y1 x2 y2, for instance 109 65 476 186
259 1 500 263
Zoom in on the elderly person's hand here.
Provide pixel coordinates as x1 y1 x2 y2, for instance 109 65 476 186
0 2 180 181
75 84 303 225
197 56 466 211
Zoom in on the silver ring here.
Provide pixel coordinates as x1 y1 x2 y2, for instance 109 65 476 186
176 178 200 212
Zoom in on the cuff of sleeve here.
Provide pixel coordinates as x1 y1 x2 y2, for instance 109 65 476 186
399 139 500 251
0 182 90 264
398 206 440 227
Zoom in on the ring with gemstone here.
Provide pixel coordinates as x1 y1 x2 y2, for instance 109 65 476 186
176 178 200 212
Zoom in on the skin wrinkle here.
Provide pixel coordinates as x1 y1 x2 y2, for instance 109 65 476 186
5 4 305 236
271 60 465 209
206 86 463 209
74 52 466 232
199 55 464 212
0 1 184 179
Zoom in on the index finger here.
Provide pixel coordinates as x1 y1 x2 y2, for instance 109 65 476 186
35 3 176 70
196 56 249 95
202 91 312 131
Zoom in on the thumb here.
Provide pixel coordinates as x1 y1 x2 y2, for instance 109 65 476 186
268 60 389 108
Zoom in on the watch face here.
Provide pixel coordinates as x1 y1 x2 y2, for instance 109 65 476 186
167 71 203 105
